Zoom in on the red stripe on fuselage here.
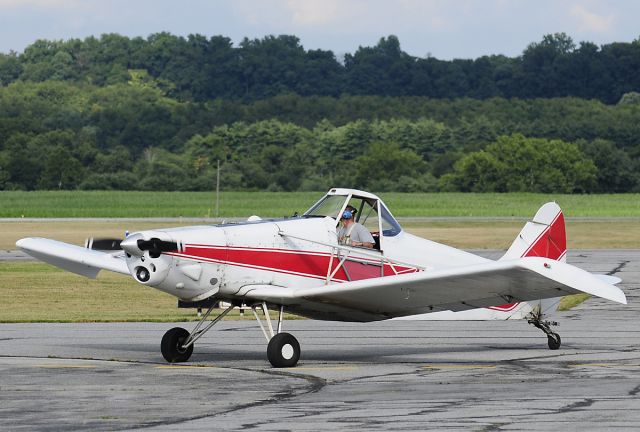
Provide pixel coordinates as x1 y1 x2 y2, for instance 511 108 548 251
487 303 521 312
170 245 419 282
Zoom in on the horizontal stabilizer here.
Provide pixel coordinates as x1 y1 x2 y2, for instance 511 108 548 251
593 274 622 285
16 237 130 278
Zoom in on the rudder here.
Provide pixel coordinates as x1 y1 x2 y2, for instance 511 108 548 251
499 202 568 318
501 202 567 262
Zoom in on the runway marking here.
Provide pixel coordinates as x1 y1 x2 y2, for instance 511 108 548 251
155 365 217 369
34 364 96 369
285 366 358 371
422 364 496 370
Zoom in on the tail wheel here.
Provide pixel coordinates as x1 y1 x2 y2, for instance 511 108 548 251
547 332 561 350
161 327 194 363
267 332 300 368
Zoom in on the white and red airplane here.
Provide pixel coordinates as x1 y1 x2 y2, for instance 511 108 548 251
17 188 626 367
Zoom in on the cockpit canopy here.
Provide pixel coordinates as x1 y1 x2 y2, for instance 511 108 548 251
303 188 402 238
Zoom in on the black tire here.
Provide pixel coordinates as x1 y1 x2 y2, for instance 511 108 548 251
547 333 561 350
161 327 194 363
267 333 300 368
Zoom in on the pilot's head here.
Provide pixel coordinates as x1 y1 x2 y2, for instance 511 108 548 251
341 205 357 221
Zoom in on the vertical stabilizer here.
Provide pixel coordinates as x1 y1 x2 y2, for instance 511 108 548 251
501 202 567 262
498 202 567 318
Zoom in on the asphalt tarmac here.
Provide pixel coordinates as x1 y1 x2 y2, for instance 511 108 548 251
1 250 639 431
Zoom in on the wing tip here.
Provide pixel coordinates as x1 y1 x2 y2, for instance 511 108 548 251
614 291 628 305
16 237 35 250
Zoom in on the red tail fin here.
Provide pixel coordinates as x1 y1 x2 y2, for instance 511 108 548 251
496 202 567 316
523 210 566 260
502 202 567 261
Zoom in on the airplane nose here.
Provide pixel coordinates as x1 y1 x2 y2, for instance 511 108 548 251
120 233 143 256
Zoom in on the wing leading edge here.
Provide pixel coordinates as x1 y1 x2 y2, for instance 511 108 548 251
243 257 626 320
16 237 130 278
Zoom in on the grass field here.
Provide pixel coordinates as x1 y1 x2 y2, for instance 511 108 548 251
0 262 301 322
0 262 196 322
1 190 639 218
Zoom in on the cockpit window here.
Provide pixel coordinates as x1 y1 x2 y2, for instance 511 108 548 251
347 197 378 233
380 204 401 237
304 192 402 237
304 195 346 219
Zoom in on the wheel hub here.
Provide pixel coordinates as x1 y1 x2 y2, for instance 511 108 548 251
281 344 294 360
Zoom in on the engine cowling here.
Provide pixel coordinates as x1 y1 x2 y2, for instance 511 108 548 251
123 230 224 301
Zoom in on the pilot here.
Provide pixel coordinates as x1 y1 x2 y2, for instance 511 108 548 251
338 206 375 248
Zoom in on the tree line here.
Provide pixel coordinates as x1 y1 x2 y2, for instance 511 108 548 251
0 80 638 193
1 32 640 103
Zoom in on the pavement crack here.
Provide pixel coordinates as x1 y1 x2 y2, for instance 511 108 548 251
607 260 629 276
128 367 326 431
480 423 509 432
558 398 595 413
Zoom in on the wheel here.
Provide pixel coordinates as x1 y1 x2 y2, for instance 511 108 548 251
161 327 194 363
547 332 561 350
267 333 300 368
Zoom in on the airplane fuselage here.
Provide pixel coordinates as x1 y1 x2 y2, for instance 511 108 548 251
123 216 489 311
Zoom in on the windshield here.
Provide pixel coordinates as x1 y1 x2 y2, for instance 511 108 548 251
380 204 402 237
304 195 346 219
304 192 402 237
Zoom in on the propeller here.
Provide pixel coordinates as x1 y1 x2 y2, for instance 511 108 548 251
85 238 122 251
120 234 179 258
136 238 178 258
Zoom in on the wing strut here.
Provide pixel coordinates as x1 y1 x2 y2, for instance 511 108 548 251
278 230 424 284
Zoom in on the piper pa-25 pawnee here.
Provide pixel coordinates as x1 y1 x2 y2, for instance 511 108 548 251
17 188 626 367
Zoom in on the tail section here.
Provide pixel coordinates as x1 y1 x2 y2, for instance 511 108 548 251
501 202 567 262
399 202 623 322
497 202 567 318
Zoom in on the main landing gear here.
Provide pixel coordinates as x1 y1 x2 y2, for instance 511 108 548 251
160 301 300 368
528 312 561 350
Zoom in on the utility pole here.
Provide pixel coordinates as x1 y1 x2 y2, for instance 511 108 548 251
215 159 220 218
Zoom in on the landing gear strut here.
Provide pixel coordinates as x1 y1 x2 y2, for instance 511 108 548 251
160 302 235 363
528 312 561 350
252 302 301 368
159 301 299 367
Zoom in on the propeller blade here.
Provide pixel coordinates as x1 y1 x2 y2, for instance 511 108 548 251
137 238 178 258
85 238 122 251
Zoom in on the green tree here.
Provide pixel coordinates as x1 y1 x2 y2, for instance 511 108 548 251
442 134 597 193
0 151 9 189
578 139 638 192
0 52 23 85
519 33 576 97
39 146 84 189
238 35 307 99
353 142 427 191
344 35 413 96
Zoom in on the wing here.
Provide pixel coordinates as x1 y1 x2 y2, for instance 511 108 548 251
16 237 130 278
242 257 626 321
